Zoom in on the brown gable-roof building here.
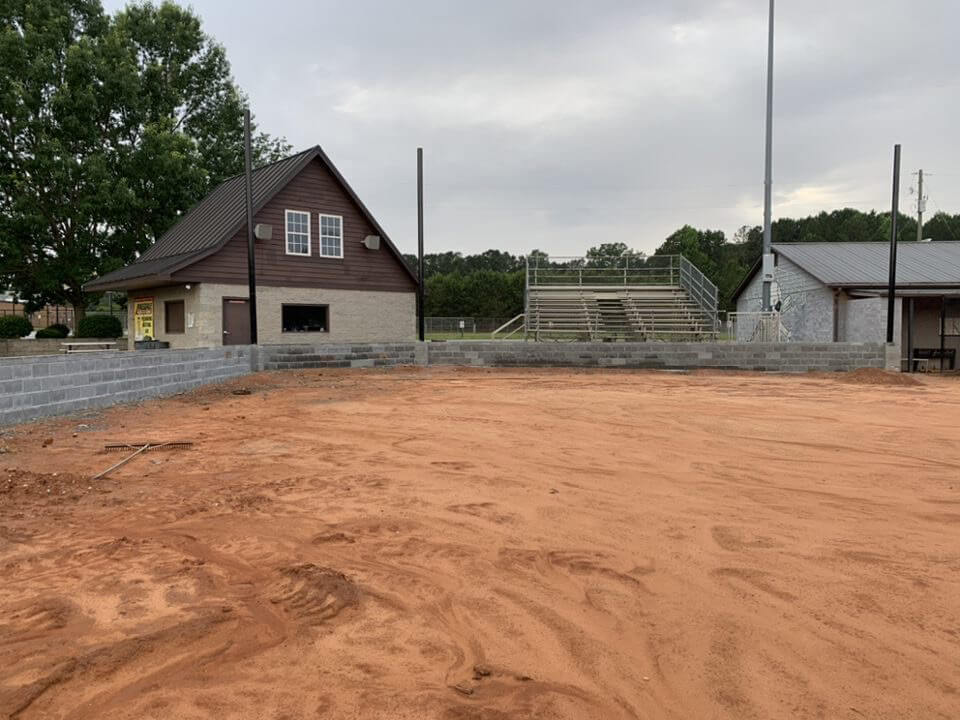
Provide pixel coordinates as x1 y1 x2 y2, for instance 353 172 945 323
85 146 417 349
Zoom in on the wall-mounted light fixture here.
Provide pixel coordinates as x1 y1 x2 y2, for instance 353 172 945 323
254 223 273 241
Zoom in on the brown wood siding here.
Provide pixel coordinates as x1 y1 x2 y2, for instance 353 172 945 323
172 158 415 292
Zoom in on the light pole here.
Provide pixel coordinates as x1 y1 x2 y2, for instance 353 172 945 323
761 0 775 312
417 148 425 342
243 108 258 344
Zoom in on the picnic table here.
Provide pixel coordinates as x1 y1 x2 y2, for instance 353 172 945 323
61 341 117 354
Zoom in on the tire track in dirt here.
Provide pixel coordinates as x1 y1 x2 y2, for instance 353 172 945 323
1 368 958 718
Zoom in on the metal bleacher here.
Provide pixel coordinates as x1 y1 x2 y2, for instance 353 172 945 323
516 255 719 341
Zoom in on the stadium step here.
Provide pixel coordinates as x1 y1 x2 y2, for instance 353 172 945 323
528 283 716 341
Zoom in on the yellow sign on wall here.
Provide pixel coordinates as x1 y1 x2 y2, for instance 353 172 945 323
133 297 154 340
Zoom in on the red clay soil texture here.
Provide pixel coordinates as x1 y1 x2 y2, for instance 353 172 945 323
0 367 957 719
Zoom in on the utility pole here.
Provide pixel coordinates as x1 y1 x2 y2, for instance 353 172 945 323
761 0 775 311
886 144 901 345
417 148 425 342
243 108 258 344
915 169 925 242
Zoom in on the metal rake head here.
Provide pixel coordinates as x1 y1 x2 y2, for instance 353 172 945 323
104 442 193 452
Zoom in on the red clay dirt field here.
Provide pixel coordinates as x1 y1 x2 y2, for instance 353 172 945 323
0 366 958 720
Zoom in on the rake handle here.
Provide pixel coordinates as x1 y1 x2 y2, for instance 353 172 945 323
92 444 152 481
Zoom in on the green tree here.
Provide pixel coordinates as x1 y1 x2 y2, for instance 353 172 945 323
656 226 725 276
0 0 288 319
921 212 960 242
584 242 643 268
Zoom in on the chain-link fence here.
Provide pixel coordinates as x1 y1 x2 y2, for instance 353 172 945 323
425 317 513 336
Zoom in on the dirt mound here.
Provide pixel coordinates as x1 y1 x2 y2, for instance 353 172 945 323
837 368 922 386
269 564 360 625
0 468 97 505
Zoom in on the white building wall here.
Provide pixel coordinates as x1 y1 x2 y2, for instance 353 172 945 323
843 296 902 344
735 256 836 342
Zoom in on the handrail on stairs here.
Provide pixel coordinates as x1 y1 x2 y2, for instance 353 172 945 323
491 313 525 340
676 255 719 332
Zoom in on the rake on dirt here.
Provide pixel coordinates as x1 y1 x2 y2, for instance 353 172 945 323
93 441 194 480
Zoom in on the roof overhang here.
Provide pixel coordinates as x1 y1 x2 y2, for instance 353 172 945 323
84 275 172 292
842 286 960 298
83 249 217 293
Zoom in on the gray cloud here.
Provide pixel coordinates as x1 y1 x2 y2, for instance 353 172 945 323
105 0 960 256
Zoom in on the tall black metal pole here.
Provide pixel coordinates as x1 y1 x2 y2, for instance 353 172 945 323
243 108 258 345
885 144 901 344
417 148 425 342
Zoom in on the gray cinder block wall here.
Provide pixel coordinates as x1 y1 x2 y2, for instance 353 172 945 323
736 256 835 342
419 341 887 372
260 343 418 370
0 346 252 426
0 337 124 358
1 340 888 427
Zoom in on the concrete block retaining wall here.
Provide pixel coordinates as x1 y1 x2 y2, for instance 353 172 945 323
0 337 124 358
424 341 888 372
0 346 252 426
1 340 888 426
261 343 421 370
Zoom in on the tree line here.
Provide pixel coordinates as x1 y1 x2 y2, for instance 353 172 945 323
0 0 288 319
3 2 959 323
406 208 960 317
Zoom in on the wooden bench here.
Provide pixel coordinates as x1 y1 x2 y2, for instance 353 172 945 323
62 341 116 354
912 347 956 372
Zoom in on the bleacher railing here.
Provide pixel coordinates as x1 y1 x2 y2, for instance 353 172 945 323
526 254 718 331
527 255 679 287
677 256 719 332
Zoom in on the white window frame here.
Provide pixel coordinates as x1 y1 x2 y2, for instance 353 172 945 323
318 213 344 259
284 209 311 256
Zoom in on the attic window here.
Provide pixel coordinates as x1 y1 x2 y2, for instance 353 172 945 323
319 214 343 258
285 210 310 256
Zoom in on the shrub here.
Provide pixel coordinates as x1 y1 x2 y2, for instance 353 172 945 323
48 323 70 336
0 315 33 338
36 326 67 339
75 314 123 338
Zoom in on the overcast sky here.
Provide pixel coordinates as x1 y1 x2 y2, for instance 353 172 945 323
106 0 960 257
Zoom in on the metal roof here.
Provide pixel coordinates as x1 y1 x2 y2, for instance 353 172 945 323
732 241 960 301
774 242 960 287
85 252 205 288
85 146 416 291
138 148 315 262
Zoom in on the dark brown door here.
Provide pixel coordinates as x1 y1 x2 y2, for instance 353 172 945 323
222 298 251 345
